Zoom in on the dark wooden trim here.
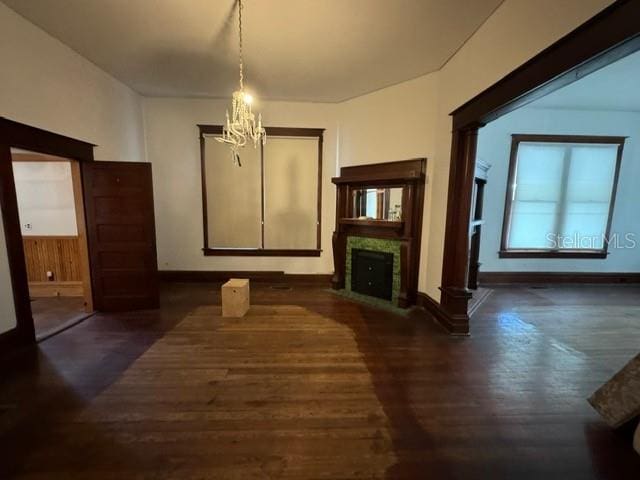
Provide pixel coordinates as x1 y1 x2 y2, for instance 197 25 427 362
478 271 640 285
0 119 96 350
264 127 325 137
317 132 323 251
450 1 640 128
499 250 608 259
332 159 426 185
510 134 627 144
440 127 479 334
197 124 223 135
203 248 321 257
338 219 404 229
468 177 486 290
416 292 469 336
199 127 209 250
331 159 426 308
159 270 332 284
1 117 95 161
198 125 324 256
441 1 640 334
500 134 625 257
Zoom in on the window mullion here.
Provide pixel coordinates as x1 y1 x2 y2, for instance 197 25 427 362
555 145 573 247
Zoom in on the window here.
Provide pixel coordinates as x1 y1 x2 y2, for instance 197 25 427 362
199 125 323 256
500 134 624 258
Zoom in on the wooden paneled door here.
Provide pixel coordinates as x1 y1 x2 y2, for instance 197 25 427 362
82 161 159 311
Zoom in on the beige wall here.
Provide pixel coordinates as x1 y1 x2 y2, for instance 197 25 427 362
338 73 438 292
0 3 145 334
142 98 338 274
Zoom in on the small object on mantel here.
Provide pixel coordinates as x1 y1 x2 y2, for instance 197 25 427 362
634 422 640 455
221 278 250 318
588 352 640 428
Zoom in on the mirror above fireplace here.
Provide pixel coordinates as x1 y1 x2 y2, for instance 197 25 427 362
350 187 403 221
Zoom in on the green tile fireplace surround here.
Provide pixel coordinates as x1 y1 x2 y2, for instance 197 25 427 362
345 235 402 306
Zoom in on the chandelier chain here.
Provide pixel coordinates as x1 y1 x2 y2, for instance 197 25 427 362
238 0 244 91
216 0 266 165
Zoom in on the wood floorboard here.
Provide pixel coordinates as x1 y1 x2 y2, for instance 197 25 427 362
0 283 639 479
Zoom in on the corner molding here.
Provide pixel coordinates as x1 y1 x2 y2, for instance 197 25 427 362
416 291 470 336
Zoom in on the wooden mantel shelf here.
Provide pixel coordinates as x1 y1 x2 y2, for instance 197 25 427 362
339 218 404 229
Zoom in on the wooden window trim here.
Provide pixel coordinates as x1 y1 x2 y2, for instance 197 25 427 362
500 134 625 259
198 125 323 257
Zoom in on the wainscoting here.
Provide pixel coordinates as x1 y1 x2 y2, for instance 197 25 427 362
23 236 83 296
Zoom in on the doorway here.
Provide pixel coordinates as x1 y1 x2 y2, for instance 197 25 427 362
0 118 159 350
438 0 640 334
11 149 94 340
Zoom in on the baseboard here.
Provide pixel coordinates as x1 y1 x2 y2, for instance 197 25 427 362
159 270 332 285
29 281 83 297
478 272 640 285
415 291 469 336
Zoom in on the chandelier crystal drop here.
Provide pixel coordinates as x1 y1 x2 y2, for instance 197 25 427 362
217 0 266 166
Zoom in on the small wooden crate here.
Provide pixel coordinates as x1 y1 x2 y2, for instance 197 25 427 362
222 278 250 317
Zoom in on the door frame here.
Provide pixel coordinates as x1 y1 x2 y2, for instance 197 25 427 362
438 0 640 334
0 117 95 347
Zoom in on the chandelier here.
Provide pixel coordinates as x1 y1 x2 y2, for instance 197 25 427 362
217 0 266 166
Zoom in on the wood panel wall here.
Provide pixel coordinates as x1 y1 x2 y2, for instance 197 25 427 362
23 236 83 296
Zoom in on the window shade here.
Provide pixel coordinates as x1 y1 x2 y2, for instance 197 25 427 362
205 136 262 248
507 141 620 251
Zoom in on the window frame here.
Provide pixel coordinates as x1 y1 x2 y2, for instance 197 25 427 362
198 125 324 257
499 134 625 259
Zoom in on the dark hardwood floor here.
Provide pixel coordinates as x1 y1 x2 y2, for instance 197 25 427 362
1 282 639 479
30 296 88 340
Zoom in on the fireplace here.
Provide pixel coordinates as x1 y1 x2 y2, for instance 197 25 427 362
331 158 426 308
351 249 394 300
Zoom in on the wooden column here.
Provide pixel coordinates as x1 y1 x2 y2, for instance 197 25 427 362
439 125 482 335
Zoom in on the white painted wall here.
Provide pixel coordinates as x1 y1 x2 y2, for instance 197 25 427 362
477 107 640 272
13 161 77 236
143 98 338 274
338 74 438 292
0 3 145 334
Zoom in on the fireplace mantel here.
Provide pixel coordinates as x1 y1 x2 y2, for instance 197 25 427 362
331 159 427 307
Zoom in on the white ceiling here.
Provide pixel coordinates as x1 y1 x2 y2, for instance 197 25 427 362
531 49 640 112
3 0 503 102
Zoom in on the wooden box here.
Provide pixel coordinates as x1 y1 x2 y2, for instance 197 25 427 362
222 278 250 317
589 352 640 428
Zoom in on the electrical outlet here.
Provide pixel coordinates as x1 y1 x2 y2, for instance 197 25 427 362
24 223 32 230
46 271 54 281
